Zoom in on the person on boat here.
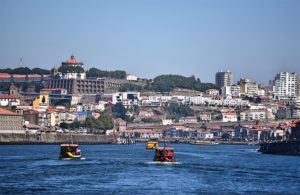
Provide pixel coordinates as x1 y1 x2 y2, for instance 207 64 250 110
165 150 174 161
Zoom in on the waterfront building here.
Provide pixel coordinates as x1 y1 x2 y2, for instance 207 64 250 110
239 109 267 121
273 72 298 100
215 70 233 88
0 108 24 133
23 109 55 129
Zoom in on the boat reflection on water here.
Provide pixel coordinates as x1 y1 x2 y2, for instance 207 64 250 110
59 144 84 160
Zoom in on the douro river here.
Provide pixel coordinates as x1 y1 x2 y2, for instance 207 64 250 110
0 143 299 194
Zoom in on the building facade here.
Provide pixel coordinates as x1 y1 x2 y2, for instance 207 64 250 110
215 70 233 88
0 108 24 133
273 72 298 100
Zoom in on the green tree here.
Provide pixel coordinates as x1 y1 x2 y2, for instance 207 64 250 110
58 66 84 73
112 103 127 120
166 102 194 121
148 74 217 92
119 83 143 92
86 68 126 79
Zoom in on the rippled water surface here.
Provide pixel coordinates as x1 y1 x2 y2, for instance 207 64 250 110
0 143 299 194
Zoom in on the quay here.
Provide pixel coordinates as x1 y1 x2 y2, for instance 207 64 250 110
0 133 113 145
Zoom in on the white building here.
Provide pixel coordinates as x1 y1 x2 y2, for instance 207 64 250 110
273 72 298 100
0 94 20 107
179 116 198 124
221 85 240 97
245 83 258 95
239 109 267 121
206 89 219 96
111 92 140 108
126 74 138 81
221 111 238 122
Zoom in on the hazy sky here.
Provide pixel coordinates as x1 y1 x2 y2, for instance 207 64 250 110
1 0 299 84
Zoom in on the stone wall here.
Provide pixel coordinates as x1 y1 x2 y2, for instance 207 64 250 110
0 133 113 144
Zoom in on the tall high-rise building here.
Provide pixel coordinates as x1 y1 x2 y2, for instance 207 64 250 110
273 72 298 100
215 70 233 88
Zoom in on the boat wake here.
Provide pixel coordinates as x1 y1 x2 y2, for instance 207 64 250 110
146 161 181 165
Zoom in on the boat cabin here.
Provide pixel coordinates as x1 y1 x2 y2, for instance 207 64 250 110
146 141 159 150
59 144 82 159
154 147 176 162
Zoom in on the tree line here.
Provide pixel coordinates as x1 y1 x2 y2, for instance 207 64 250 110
86 68 126 79
0 67 50 75
119 74 217 92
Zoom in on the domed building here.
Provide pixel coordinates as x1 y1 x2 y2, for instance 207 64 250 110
61 54 84 67
48 55 104 97
58 55 86 79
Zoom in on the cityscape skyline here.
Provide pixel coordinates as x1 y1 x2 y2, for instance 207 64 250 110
1 0 300 84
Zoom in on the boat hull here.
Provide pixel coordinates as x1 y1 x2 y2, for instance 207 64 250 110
259 140 300 156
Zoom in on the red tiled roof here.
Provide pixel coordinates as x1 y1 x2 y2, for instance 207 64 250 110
0 73 11 78
27 74 41 78
12 74 26 78
0 94 20 99
0 108 17 115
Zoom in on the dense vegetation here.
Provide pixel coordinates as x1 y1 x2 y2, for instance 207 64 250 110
84 112 114 132
146 74 217 92
119 83 143 92
166 102 194 122
86 68 126 79
58 66 85 73
0 67 50 75
111 102 127 120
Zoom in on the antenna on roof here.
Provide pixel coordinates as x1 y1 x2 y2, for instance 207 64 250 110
19 57 23 67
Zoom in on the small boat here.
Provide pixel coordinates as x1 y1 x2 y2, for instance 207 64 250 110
153 146 176 162
146 140 159 150
59 144 83 160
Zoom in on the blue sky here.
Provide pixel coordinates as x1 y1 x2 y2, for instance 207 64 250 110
0 0 299 84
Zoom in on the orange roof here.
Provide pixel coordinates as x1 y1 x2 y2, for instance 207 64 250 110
0 94 20 99
0 108 17 115
27 74 41 78
12 74 26 78
0 73 11 78
65 55 81 64
48 108 59 113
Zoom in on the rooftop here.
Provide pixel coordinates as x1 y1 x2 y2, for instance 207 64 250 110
0 108 18 115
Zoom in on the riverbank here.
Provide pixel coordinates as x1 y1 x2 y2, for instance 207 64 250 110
0 133 113 145
134 138 257 145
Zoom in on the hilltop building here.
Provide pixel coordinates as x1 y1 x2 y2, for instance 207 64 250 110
215 70 233 88
48 55 105 97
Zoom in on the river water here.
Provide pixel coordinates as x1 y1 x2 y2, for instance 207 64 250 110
0 143 299 194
